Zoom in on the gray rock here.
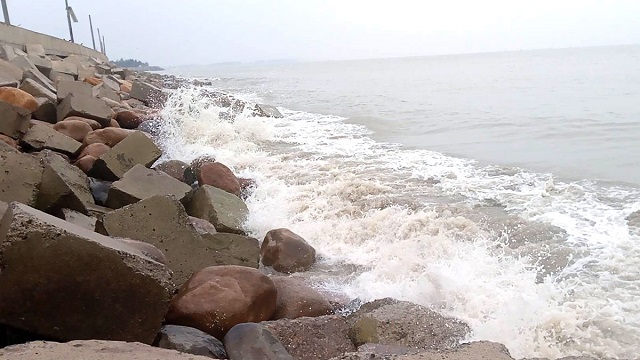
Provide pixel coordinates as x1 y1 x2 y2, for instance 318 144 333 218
186 185 249 234
0 100 31 138
0 202 172 343
0 45 18 61
105 165 192 209
19 78 56 103
131 81 166 107
23 68 56 94
0 58 24 82
156 325 227 359
99 195 237 286
89 131 162 181
51 60 78 78
32 97 57 123
24 44 46 57
200 232 260 268
49 70 75 84
254 104 284 118
224 323 293 360
9 55 37 72
37 150 94 214
0 150 43 206
56 80 93 101
26 54 52 77
21 123 82 156
59 208 97 230
93 82 120 102
96 64 112 75
57 94 113 127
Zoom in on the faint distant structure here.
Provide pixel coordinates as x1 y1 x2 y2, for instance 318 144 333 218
1 0 10 25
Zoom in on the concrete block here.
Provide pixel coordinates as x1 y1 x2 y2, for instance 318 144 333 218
57 94 113 127
56 80 93 101
37 150 94 214
48 70 75 84
254 104 284 118
59 208 97 230
32 97 57 123
89 131 162 181
24 44 46 57
0 100 31 138
0 58 24 82
51 60 78 77
23 68 56 94
9 55 37 72
96 64 112 75
186 185 249 235
21 123 83 156
0 150 44 206
131 81 166 107
27 54 52 77
0 45 18 61
19 78 56 103
92 83 120 102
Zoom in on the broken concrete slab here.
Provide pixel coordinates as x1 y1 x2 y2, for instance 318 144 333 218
32 97 57 123
0 58 24 82
100 195 243 286
186 185 249 235
23 68 57 94
59 208 97 230
0 202 173 343
0 100 31 138
9 55 37 73
37 150 94 214
0 45 18 61
48 70 75 84
27 55 52 77
51 60 78 78
254 104 284 118
96 64 112 75
57 94 113 127
19 78 56 103
56 80 93 101
0 150 44 206
105 165 192 208
25 44 46 57
92 82 120 102
89 131 162 181
102 75 121 91
131 81 166 107
199 232 260 268
21 123 82 156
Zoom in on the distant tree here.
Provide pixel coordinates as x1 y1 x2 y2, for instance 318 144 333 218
113 58 150 68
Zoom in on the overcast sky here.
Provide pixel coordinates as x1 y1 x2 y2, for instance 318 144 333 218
6 0 640 66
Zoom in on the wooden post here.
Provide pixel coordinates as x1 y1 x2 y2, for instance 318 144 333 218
1 0 11 25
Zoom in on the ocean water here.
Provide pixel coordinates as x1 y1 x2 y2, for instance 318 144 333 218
162 45 640 359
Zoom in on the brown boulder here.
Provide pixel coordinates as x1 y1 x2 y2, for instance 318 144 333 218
0 134 18 149
0 87 38 111
166 265 277 339
261 228 316 273
116 110 144 129
189 216 218 235
271 277 333 320
120 80 133 93
154 159 190 183
53 119 93 142
62 115 102 130
84 76 102 86
74 155 97 174
197 162 241 196
79 142 110 159
262 315 356 360
83 127 130 147
109 118 121 128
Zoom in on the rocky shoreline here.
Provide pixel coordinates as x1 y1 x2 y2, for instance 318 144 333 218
0 43 607 360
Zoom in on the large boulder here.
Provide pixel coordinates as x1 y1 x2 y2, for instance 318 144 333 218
0 340 214 360
0 150 44 206
62 115 102 130
93 82 120 102
74 155 97 174
79 142 110 158
197 162 241 196
0 86 38 111
347 299 470 350
0 100 31 138
271 277 333 319
99 195 241 286
83 127 130 147
37 150 94 214
186 185 248 234
57 94 113 127
21 123 82 156
0 202 173 343
53 119 93 142
262 228 316 273
105 165 192 208
154 159 191 183
19 78 56 103
224 323 293 360
166 265 278 339
115 109 144 129
155 325 227 359
262 315 356 360
89 131 162 181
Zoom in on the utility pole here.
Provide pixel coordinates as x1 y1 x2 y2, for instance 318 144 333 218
1 0 10 25
102 35 106 55
97 28 103 53
89 15 96 50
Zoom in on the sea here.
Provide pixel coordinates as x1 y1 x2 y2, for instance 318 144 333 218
162 45 640 359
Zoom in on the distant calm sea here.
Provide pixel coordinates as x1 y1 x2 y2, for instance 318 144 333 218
163 45 640 359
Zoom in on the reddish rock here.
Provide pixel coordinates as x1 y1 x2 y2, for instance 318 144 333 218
166 265 277 339
120 81 133 93
261 228 317 274
83 76 102 86
79 143 110 159
238 177 257 199
52 120 93 142
74 155 96 174
61 116 102 130
115 110 144 129
271 277 333 320
109 118 121 128
0 134 18 149
189 216 217 235
154 159 190 183
83 128 130 147
0 87 38 112
197 162 241 197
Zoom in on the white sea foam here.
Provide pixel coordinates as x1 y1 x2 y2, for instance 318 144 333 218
158 86 640 359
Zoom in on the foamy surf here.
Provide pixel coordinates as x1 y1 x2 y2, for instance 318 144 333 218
158 85 640 359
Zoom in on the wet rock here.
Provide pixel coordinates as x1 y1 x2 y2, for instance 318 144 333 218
137 119 163 135
197 161 241 197
341 341 515 360
626 210 640 228
254 103 284 118
88 177 111 205
271 277 333 319
347 298 469 350
56 80 93 101
62 115 102 130
21 123 82 156
154 159 190 183
89 131 161 181
200 232 260 268
105 165 192 208
57 94 113 127
190 216 218 235
100 195 236 286
186 185 249 234
238 177 257 199
263 315 356 360
19 78 56 103
224 323 293 360
131 81 166 107
155 325 227 359
117 237 168 265
59 208 97 230
0 150 43 206
262 228 316 273
0 100 31 138
0 202 172 343
74 155 97 174
115 109 144 129
0 340 214 360
83 127 130 147
166 265 277 339
53 119 93 142
37 150 94 214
